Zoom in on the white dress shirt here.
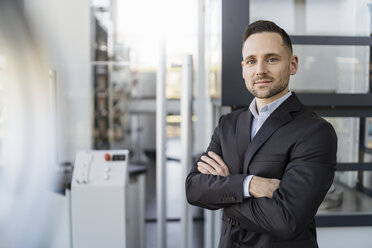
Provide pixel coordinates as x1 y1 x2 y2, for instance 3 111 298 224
243 91 292 198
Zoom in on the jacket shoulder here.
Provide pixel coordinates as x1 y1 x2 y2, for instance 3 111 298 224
294 107 337 138
218 107 249 126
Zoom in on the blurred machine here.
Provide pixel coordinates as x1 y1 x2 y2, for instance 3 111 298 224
70 150 144 248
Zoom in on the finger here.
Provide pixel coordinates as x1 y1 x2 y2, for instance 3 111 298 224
197 165 210 174
207 151 227 167
207 152 229 175
197 161 215 175
200 155 222 173
202 157 224 176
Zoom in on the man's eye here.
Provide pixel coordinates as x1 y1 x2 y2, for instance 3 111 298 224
268 58 277 63
247 60 255 65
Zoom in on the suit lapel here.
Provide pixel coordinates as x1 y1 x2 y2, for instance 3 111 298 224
242 93 303 173
235 108 252 170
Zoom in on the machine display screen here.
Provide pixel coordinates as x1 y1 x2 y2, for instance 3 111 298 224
112 154 126 161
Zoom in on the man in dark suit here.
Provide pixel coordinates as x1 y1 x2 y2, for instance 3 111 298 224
186 20 337 248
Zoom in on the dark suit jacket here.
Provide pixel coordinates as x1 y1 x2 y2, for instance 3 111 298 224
186 93 337 248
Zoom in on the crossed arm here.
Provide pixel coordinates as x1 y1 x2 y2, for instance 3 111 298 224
197 151 280 198
185 116 282 210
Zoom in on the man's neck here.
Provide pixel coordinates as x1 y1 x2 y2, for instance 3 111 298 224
255 90 289 112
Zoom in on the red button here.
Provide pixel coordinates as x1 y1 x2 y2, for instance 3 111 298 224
104 153 111 161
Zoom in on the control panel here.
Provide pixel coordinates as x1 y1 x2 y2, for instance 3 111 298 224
72 150 128 187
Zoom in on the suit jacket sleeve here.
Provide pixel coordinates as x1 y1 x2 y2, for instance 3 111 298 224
185 115 246 210
223 120 337 238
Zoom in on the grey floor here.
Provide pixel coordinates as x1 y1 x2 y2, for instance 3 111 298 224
144 137 204 248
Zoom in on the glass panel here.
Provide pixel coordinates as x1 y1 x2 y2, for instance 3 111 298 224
320 160 372 215
290 45 370 93
325 117 359 164
319 117 372 215
318 172 372 215
206 0 222 99
250 0 372 36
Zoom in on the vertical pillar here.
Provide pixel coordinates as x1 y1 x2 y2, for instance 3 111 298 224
48 69 58 166
156 39 167 248
181 55 193 248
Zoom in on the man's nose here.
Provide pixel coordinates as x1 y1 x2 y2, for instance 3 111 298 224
256 61 268 75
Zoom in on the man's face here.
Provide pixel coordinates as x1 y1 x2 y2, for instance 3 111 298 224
241 32 298 100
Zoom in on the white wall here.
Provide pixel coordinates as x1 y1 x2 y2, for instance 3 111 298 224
24 0 92 164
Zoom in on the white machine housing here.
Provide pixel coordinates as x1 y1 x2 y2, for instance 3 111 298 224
71 150 129 248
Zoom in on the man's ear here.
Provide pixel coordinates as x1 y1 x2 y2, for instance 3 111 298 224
289 55 298 75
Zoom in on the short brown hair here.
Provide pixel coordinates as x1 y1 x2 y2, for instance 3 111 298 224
242 20 293 54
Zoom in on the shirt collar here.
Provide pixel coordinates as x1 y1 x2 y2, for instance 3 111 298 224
249 91 292 118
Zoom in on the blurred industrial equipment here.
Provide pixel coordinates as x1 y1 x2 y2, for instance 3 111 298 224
70 150 145 248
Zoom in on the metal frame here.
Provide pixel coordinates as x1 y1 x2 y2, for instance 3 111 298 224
291 36 372 46
294 94 372 106
221 0 250 107
337 163 372 171
316 215 372 227
310 108 372 118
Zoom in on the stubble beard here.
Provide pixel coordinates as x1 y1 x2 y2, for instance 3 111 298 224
248 75 289 99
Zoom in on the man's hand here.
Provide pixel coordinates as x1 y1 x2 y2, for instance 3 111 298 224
249 176 280 198
197 151 230 177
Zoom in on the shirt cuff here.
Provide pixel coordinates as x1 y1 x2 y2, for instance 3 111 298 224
243 175 254 198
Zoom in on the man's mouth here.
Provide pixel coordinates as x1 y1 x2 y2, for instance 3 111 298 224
254 79 272 85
